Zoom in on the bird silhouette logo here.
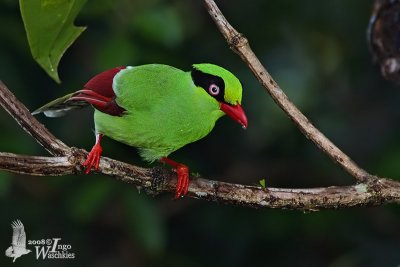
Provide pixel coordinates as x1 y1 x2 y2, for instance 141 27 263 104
5 220 31 262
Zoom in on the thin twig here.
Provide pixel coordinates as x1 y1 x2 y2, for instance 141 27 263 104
203 0 373 182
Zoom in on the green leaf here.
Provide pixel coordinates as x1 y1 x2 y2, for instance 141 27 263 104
259 178 266 188
19 0 87 83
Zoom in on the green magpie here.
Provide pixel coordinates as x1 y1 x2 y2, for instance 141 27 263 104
33 64 248 198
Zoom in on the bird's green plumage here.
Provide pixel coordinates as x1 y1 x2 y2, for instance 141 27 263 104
35 63 244 162
96 64 235 161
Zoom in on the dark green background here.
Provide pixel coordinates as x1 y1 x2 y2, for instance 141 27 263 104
1 0 399 266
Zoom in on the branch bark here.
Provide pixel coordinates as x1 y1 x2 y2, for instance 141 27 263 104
1 151 400 210
1 2 400 210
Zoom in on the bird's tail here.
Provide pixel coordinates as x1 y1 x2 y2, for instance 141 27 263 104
32 93 90 117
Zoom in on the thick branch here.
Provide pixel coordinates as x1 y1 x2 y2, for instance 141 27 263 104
0 150 153 185
0 152 74 176
1 151 400 209
203 0 373 182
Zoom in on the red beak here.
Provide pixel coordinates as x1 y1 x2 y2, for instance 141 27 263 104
220 102 248 129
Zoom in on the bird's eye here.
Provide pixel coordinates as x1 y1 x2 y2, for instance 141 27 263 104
208 84 220 96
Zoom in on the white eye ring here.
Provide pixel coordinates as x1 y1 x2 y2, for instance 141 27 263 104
208 84 220 96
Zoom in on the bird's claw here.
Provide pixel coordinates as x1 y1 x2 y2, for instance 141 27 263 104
83 143 102 174
159 157 190 198
175 165 189 199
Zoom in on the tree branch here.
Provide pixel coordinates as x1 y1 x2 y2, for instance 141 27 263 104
203 0 373 182
1 151 400 210
1 2 400 210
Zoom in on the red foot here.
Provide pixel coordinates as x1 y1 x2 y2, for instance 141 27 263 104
160 157 190 198
175 165 189 198
83 134 103 174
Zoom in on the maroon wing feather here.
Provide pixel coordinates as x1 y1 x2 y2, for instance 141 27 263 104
71 66 127 116
84 66 125 98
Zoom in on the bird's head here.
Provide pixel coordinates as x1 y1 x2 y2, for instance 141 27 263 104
191 64 248 129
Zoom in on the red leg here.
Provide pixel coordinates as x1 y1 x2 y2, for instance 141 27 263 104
83 133 103 174
160 157 190 198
